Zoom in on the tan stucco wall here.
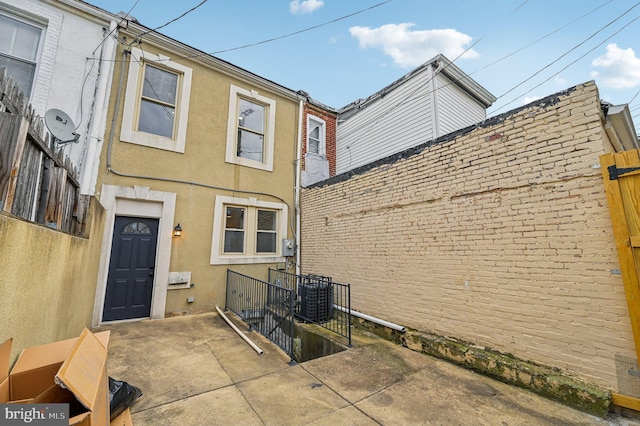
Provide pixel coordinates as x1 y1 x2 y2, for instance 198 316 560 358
95 43 299 318
0 197 105 363
301 82 634 390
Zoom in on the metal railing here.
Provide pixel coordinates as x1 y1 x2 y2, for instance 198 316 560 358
225 270 295 361
268 269 351 347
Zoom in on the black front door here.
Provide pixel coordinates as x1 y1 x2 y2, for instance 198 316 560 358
103 216 159 321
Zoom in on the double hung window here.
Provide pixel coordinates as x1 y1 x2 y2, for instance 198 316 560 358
120 47 192 153
226 85 276 171
0 14 42 98
307 115 326 156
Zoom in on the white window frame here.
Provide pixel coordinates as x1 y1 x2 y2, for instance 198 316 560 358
121 46 192 153
0 11 44 100
225 85 276 171
306 114 326 157
210 195 287 265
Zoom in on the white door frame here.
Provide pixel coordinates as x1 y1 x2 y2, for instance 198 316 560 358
93 184 176 326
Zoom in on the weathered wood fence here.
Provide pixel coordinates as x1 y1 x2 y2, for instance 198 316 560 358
0 68 85 235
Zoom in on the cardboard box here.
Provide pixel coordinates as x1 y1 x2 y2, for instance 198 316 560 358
0 328 111 425
109 408 133 426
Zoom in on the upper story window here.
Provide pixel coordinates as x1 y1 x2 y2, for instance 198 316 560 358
0 14 42 98
139 65 178 138
307 115 326 156
121 47 192 153
226 85 276 171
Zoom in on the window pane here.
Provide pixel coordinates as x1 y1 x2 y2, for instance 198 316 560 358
309 139 319 154
143 65 178 105
13 22 40 60
237 130 263 161
138 99 175 138
257 232 276 253
0 15 41 61
0 55 35 97
238 98 264 133
225 207 244 229
224 230 244 253
257 210 276 231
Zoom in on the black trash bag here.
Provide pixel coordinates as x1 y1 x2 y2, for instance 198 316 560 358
108 376 143 420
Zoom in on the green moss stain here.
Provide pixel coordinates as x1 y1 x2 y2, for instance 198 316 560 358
352 319 612 418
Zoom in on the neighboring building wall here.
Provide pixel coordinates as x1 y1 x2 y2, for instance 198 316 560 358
0 0 117 195
335 58 493 175
301 82 633 389
436 73 487 135
336 65 436 175
301 102 337 186
0 198 105 364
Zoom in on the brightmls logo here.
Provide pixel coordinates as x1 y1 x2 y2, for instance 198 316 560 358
0 405 68 425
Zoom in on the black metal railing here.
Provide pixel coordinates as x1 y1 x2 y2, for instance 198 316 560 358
268 269 351 347
225 270 295 361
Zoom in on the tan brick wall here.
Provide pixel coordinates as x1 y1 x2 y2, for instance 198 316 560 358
301 82 633 389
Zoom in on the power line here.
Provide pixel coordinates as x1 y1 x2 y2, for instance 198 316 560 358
135 0 210 41
493 11 640 114
336 0 612 142
102 0 393 64
91 0 142 55
336 0 530 142
494 1 640 101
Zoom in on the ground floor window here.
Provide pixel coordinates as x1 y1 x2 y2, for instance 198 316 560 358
211 195 287 264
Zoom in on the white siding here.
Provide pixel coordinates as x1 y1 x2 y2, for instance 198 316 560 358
1 0 117 194
435 73 487 135
336 68 435 174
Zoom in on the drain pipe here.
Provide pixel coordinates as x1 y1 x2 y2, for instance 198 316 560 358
334 305 406 333
216 306 264 355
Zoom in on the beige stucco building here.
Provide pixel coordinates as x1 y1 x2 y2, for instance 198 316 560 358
92 18 302 325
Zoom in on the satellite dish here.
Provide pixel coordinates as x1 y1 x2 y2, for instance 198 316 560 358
45 109 80 145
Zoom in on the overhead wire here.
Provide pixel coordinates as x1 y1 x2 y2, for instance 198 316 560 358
91 0 142 55
492 11 640 114
91 1 393 64
493 1 640 102
336 0 530 143
343 0 613 143
134 0 210 41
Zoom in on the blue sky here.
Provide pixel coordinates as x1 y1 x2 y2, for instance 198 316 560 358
88 0 640 128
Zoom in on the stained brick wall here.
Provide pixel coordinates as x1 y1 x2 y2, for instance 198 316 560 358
301 82 634 389
302 103 337 177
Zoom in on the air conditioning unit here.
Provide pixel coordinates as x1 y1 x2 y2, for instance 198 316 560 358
298 279 333 323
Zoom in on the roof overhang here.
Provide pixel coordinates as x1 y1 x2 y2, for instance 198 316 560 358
605 103 639 152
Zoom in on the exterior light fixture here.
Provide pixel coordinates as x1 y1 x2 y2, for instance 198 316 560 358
173 223 182 237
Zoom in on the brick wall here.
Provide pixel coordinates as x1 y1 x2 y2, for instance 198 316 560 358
301 82 634 389
302 103 337 177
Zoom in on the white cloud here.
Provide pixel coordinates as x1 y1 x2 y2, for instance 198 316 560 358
349 23 478 68
522 96 542 105
554 75 567 86
591 43 640 89
290 0 324 15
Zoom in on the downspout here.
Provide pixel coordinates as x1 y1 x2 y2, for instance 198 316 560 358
430 60 444 139
80 20 118 195
295 98 304 277
106 45 129 171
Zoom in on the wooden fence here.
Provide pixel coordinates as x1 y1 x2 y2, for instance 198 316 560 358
0 68 85 235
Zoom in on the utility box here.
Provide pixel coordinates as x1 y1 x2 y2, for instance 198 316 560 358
282 239 295 257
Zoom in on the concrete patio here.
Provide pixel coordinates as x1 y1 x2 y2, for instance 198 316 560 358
102 312 638 425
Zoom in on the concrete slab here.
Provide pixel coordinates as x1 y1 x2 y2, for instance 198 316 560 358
130 386 262 426
102 312 640 425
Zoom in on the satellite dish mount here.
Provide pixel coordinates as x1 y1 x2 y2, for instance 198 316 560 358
44 109 80 146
